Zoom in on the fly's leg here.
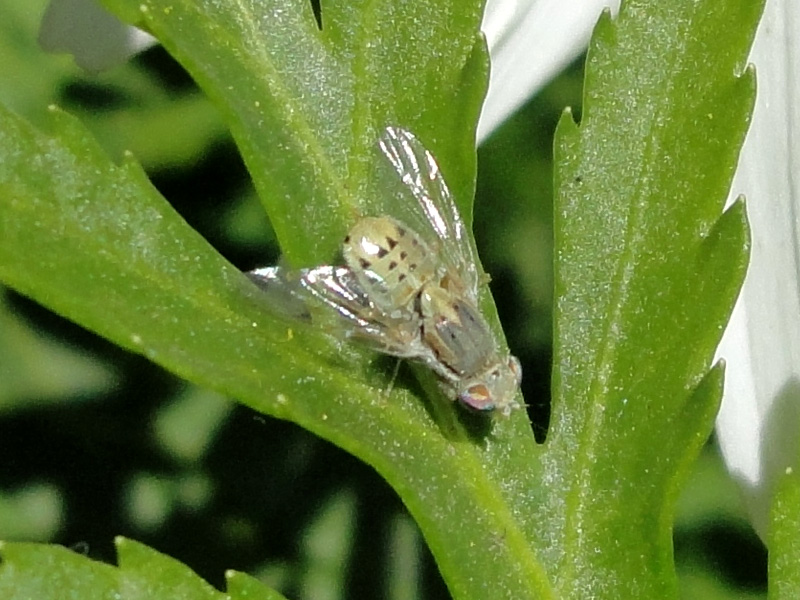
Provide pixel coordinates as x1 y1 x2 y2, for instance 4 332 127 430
382 358 403 398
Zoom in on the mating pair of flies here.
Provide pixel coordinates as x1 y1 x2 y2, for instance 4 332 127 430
248 126 521 416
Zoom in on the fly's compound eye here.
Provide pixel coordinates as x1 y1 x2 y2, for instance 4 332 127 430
458 383 495 412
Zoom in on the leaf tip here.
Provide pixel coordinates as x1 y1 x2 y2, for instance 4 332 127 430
554 107 580 156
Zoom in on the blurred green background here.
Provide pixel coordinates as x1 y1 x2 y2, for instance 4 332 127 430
0 2 766 598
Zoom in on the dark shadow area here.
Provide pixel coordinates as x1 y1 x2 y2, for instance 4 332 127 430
135 45 200 94
310 0 322 29
674 519 767 593
60 80 132 112
148 137 256 262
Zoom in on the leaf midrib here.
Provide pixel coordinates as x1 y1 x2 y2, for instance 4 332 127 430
558 15 692 585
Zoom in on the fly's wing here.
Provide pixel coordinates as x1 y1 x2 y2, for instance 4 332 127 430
247 265 425 359
247 265 374 330
247 266 312 321
377 126 480 299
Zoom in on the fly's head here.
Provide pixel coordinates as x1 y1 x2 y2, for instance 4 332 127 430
456 355 522 417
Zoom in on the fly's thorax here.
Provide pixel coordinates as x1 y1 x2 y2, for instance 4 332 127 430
343 216 438 312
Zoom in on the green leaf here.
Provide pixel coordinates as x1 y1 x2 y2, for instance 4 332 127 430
101 0 489 266
227 571 291 600
769 469 800 598
545 0 760 596
0 1 550 596
0 0 764 598
0 537 290 600
0 106 548 599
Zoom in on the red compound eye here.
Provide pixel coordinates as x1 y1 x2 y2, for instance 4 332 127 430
459 384 495 412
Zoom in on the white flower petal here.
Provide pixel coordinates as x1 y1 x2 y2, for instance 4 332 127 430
479 0 620 143
38 0 156 73
715 0 800 540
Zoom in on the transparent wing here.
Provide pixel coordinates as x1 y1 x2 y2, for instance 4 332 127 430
378 126 480 297
247 265 425 359
247 266 312 321
247 265 375 330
